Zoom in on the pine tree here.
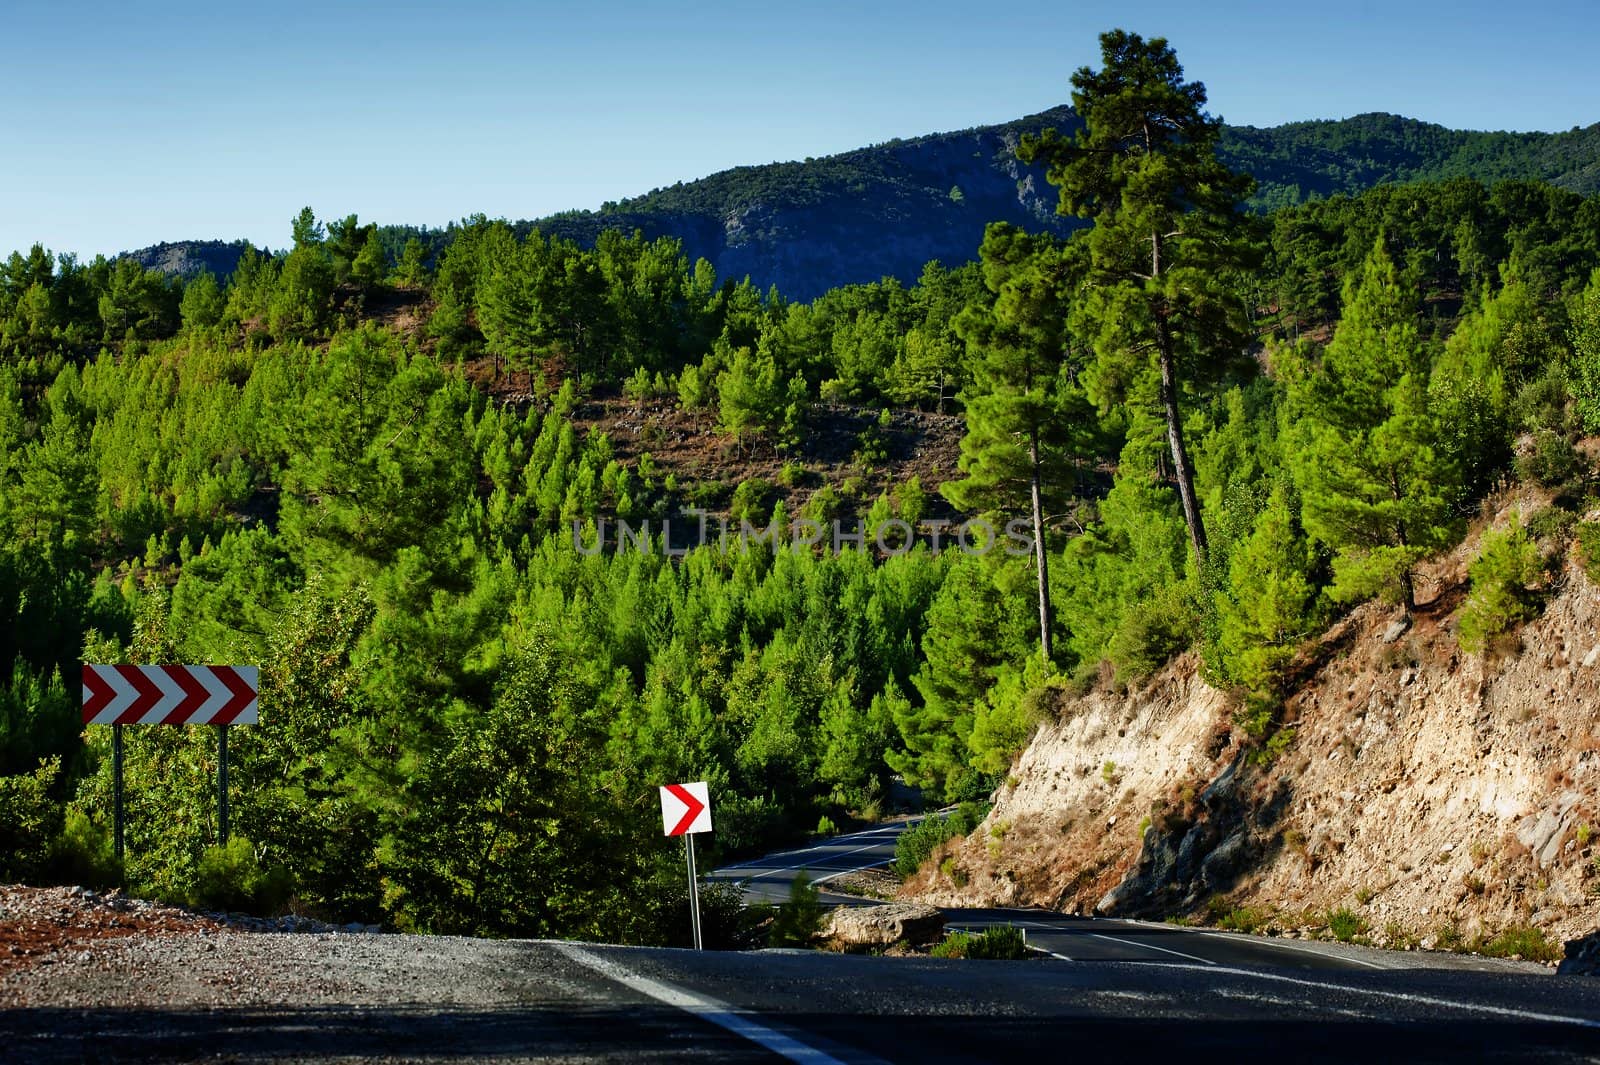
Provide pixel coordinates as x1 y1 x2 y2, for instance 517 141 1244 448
1019 30 1258 573
942 224 1090 660
1571 270 1600 433
1214 485 1317 709
1291 240 1461 613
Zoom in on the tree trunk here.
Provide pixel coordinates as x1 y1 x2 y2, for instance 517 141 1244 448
1151 230 1209 573
1029 426 1053 661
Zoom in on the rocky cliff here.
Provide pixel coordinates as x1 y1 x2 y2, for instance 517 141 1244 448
535 108 1076 301
905 489 1600 950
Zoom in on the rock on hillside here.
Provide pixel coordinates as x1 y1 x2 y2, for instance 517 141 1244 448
535 107 1077 301
904 490 1600 950
121 239 261 279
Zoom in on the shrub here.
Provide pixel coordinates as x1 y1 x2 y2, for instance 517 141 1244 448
1248 727 1296 767
932 925 1029 960
1474 925 1561 962
0 757 63 881
646 879 766 950
1326 907 1367 943
622 366 654 401
1107 593 1193 680
767 874 824 948
188 837 292 915
1458 516 1545 653
729 478 773 527
814 815 838 837
1216 905 1275 934
1525 505 1577 543
1516 430 1585 488
1578 522 1600 584
892 803 988 879
802 484 841 524
45 808 121 888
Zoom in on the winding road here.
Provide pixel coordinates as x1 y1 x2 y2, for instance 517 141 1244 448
710 817 1539 972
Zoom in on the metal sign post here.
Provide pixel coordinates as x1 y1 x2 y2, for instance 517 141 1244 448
685 834 702 950
112 724 125 866
217 725 230 845
82 665 259 863
660 781 713 950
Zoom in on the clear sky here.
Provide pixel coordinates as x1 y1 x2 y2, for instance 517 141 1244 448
4 0 1596 259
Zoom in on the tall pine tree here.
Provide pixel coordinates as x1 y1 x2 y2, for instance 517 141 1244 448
1019 30 1258 573
1290 240 1461 613
942 223 1089 660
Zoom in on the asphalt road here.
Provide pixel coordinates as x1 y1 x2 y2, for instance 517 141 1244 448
708 818 1545 973
7 934 1600 1064
6 819 1594 1063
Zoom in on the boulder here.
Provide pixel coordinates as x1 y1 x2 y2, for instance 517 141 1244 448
1200 830 1252 889
825 903 945 949
1380 618 1411 644
1558 930 1600 976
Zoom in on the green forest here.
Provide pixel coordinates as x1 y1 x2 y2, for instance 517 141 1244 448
3 31 1600 943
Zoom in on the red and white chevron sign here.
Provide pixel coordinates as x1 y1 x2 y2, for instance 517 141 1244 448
81 665 259 725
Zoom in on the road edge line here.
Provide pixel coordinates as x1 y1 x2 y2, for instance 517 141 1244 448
1161 962 1600 1028
555 943 857 1064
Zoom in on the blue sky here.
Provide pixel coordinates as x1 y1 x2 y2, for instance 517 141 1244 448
4 0 1596 258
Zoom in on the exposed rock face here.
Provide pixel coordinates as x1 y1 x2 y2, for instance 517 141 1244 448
824 903 945 950
905 492 1600 954
120 240 261 279
537 111 1077 302
1557 931 1600 976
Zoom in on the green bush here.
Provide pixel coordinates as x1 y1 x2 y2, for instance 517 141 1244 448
1216 905 1276 933
1577 522 1600 584
45 808 121 888
188 837 292 914
1107 593 1193 681
645 879 765 951
892 803 987 879
1458 517 1546 653
1326 907 1367 943
932 925 1029 960
729 478 774 527
1473 925 1560 962
1525 505 1576 543
1516 430 1585 488
0 757 63 880
768 873 825 948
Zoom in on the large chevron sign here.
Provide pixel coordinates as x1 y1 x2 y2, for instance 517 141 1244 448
81 665 259 725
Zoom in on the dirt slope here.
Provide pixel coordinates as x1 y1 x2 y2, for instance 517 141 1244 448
906 492 1600 950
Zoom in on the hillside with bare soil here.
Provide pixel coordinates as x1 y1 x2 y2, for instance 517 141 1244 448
904 489 1600 955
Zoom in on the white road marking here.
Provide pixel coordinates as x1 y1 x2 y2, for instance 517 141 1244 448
715 827 909 872
557 944 861 1064
1087 932 1217 966
735 839 902 882
1192 929 1391 970
1163 963 1600 1029
811 858 892 885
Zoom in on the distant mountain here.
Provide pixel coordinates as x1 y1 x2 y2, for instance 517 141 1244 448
527 106 1081 301
1220 112 1600 210
526 108 1600 299
128 109 1600 300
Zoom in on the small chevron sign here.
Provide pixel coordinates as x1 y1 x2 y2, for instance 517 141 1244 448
81 665 259 725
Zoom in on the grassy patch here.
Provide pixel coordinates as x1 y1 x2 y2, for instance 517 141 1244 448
1326 907 1368 943
1473 926 1561 963
932 925 1029 960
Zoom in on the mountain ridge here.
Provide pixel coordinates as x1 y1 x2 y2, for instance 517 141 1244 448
119 107 1600 300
